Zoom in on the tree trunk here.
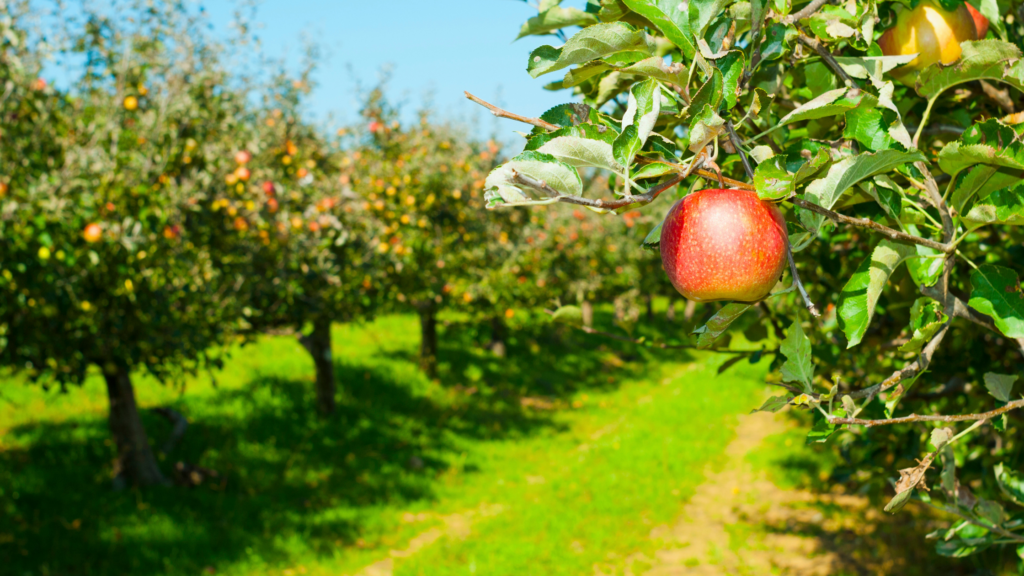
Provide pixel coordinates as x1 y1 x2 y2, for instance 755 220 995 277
581 301 594 328
104 366 166 487
645 293 654 321
302 317 336 416
418 303 438 378
666 299 676 321
489 315 507 358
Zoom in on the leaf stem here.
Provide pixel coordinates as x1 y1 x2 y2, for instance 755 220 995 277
913 96 939 149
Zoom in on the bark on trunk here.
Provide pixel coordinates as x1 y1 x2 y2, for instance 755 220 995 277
104 366 166 487
581 301 594 328
645 293 654 321
666 299 676 321
418 303 438 378
489 315 507 358
302 317 336 416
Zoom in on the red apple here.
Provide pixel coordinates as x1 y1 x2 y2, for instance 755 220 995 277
368 120 383 133
83 223 103 243
262 181 275 195
964 2 989 38
0 182 8 197
660 188 788 303
235 150 252 165
234 166 250 181
879 0 979 77
266 197 279 213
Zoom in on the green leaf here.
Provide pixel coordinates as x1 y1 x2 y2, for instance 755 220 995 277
807 409 840 443
976 499 1008 526
642 220 662 250
483 151 584 206
613 125 641 167
616 56 687 86
689 0 729 34
751 395 791 413
527 22 654 78
884 371 922 418
995 463 1024 507
517 6 599 39
777 88 857 126
621 79 661 146
754 156 794 201
633 162 677 180
969 265 1024 338
930 427 954 450
916 40 1024 99
538 103 597 128
621 0 697 58
844 99 901 152
780 320 814 391
837 240 916 348
760 22 796 62
801 150 925 234
693 303 752 349
984 372 1017 403
550 305 584 326
536 135 625 175
884 487 915 513
834 55 919 83
963 181 1024 228
525 123 617 152
898 298 948 355
681 69 724 119
686 104 726 153
935 535 994 557
718 51 745 110
906 228 944 288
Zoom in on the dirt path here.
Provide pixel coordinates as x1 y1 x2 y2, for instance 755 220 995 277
636 411 936 576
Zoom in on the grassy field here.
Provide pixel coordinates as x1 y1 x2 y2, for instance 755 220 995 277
0 307 968 575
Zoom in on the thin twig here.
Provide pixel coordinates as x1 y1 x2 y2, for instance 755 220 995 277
509 171 686 210
831 399 1024 426
785 236 820 316
787 197 952 253
726 120 755 180
796 31 859 89
634 157 754 190
464 91 559 131
785 0 834 23
847 322 950 400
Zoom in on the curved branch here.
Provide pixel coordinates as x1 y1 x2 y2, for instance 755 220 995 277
785 0 834 23
831 399 1024 427
464 91 559 131
796 31 859 88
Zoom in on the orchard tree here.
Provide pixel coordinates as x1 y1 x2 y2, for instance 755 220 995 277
476 0 1024 563
347 92 514 376
0 2 258 486
219 76 382 416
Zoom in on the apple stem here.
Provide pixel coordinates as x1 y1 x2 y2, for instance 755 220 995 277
785 239 820 317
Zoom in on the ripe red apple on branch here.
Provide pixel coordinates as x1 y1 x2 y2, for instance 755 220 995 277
878 0 986 76
660 189 788 303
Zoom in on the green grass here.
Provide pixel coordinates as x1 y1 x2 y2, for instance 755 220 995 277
1 306 770 575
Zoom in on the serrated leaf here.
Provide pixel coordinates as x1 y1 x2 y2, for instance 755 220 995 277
883 488 912 514
613 125 642 167
751 395 791 413
537 136 625 175
963 181 1024 228
484 151 584 205
801 150 925 234
539 103 596 128
834 55 919 83
760 22 796 62
781 320 813 391
621 79 661 147
526 123 618 152
975 499 1007 526
694 303 751 349
754 156 794 200
718 51 745 110
984 372 1017 403
687 104 726 153
528 22 654 78
916 40 1024 99
616 56 687 86
838 240 916 348
899 298 948 354
935 536 994 557
968 265 1024 338
517 6 600 40
621 0 697 58
642 220 662 250
995 463 1024 507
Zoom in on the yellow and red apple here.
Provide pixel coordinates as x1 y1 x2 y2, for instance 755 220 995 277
879 0 985 77
660 189 788 302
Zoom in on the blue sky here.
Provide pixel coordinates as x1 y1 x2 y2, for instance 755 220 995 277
195 0 591 139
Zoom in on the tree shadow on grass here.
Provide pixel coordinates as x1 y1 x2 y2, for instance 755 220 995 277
0 311 693 575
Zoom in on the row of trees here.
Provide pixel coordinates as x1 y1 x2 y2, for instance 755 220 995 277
487 0 1024 566
0 0 677 486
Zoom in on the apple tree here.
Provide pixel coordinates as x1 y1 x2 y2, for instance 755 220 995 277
477 0 1024 562
0 1 262 486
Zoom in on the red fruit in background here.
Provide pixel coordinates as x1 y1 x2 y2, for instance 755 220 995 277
296 168 309 179
31 78 47 91
964 2 989 38
368 120 383 133
234 166 251 181
233 217 249 232
83 223 103 243
266 197 279 213
235 150 252 165
308 221 320 232
163 225 180 240
105 202 116 212
0 182 7 197
660 189 788 303
262 181 275 195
